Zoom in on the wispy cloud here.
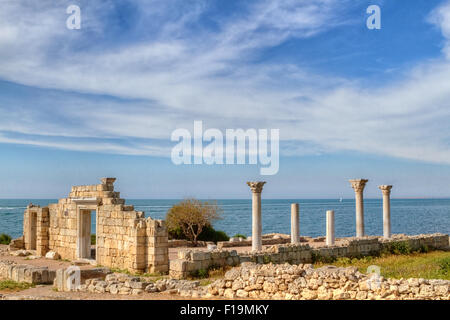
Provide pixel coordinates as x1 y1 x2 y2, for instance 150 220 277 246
1 0 450 166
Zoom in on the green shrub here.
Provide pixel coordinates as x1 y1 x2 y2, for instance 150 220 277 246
91 234 96 245
190 268 208 279
0 233 12 245
198 225 229 243
311 252 336 264
233 234 247 239
168 227 185 240
389 241 411 255
169 225 229 243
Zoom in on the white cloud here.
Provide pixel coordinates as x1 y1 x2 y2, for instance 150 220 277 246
0 0 450 167
429 0 450 58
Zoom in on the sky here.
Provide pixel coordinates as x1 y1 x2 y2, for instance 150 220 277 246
1 0 450 199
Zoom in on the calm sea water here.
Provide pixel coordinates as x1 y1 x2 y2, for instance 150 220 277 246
0 199 449 239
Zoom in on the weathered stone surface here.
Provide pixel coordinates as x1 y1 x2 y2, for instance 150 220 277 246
45 251 60 260
0 261 55 284
170 234 449 280
21 178 169 274
188 263 450 300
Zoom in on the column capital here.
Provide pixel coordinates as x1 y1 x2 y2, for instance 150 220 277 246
247 181 266 193
349 179 368 192
379 185 393 196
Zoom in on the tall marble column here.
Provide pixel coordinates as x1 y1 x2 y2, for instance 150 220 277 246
291 203 300 244
379 185 393 239
349 179 368 238
326 210 335 246
247 182 266 252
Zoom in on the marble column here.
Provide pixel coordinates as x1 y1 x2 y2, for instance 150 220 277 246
379 185 393 239
349 179 368 238
291 203 300 244
326 210 335 246
247 181 266 252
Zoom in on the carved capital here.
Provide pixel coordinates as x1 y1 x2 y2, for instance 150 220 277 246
247 181 266 193
379 185 392 196
349 179 368 193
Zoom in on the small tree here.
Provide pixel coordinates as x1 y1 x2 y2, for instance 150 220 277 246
166 199 223 244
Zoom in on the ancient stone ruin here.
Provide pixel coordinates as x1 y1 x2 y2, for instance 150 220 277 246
22 178 168 274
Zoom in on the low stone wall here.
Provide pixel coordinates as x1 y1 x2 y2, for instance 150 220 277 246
53 267 111 292
170 233 449 279
170 249 241 279
201 263 449 300
0 261 56 284
218 238 292 249
56 271 202 295
168 240 208 248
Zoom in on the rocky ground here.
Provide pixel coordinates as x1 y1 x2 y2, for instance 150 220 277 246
2 237 449 300
195 262 450 300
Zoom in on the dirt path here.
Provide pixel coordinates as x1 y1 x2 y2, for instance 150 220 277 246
0 285 212 300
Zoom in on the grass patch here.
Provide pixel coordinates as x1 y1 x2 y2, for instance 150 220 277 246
314 250 450 280
0 233 12 245
189 266 230 280
199 279 212 286
0 280 34 292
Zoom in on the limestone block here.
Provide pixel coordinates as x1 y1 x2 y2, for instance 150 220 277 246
45 251 60 260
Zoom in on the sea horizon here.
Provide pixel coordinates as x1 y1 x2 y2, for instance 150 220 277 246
2 198 449 240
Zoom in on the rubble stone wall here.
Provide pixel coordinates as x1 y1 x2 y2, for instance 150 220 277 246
170 234 449 279
0 261 56 284
22 178 169 274
205 263 449 300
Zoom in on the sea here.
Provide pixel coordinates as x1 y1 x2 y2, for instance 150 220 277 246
0 199 449 239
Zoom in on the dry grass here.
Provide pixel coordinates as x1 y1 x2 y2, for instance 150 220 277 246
0 280 35 292
314 250 450 280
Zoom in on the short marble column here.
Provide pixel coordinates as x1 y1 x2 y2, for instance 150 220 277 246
247 181 266 252
326 210 335 246
349 179 368 238
291 203 300 244
379 185 393 239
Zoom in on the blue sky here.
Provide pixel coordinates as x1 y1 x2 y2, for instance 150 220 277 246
1 0 450 198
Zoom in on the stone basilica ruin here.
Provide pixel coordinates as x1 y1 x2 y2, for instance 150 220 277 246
1 177 447 300
15 177 449 283
22 178 168 274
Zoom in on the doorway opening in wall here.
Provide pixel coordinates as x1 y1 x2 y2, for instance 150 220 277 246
78 209 97 260
28 211 37 250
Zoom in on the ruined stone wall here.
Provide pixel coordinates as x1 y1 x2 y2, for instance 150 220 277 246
47 200 78 260
205 263 450 300
170 233 449 279
23 205 49 255
0 261 56 284
22 178 169 274
145 218 169 273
